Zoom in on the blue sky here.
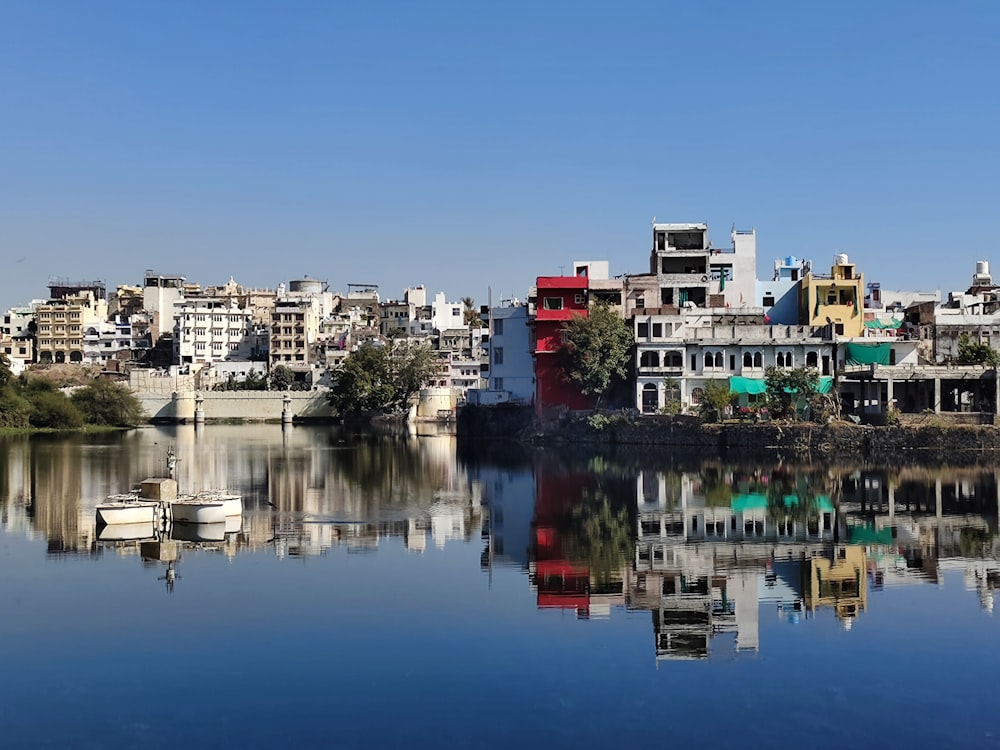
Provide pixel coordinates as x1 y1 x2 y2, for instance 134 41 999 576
2 1 998 309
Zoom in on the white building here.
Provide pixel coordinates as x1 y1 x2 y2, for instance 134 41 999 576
174 297 261 366
469 302 534 405
633 309 834 413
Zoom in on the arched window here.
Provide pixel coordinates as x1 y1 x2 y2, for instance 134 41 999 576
704 352 714 369
714 352 723 369
806 351 818 368
784 351 793 368
691 387 703 405
640 351 659 368
753 352 763 368
743 352 752 368
776 352 785 368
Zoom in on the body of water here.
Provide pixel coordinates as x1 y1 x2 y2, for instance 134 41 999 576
1 424 998 749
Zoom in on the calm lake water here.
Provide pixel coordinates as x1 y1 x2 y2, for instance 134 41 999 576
1 424 999 749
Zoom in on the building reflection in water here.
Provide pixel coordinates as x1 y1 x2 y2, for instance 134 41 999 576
4 429 1000 659
474 452 1000 661
0 425 483 563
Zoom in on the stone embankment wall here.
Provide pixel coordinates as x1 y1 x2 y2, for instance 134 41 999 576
136 390 335 422
459 407 1000 464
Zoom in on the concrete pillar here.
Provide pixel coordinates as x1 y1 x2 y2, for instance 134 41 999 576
886 377 894 411
194 391 205 424
934 378 941 414
935 478 943 519
173 391 196 423
281 393 293 425
888 481 895 520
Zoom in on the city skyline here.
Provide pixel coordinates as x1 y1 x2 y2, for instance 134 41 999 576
2 2 998 310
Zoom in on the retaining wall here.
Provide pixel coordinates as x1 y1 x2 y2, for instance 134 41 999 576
137 390 335 422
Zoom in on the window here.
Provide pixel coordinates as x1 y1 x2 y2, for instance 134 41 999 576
743 352 753 368
543 297 563 311
493 347 504 365
730 354 736 370
763 295 775 307
635 297 645 309
452 307 461 316
691 354 697 371
493 319 504 335
835 323 844 335
574 293 586 305
640 351 659 368
637 322 649 337
806 351 818 368
705 352 714 369
493 377 503 390
652 323 662 338
753 352 763 368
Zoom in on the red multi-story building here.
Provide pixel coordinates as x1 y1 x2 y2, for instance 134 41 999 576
532 275 592 416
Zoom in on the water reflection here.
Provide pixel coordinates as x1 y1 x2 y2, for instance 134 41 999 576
2 428 1000 660
474 452 1000 660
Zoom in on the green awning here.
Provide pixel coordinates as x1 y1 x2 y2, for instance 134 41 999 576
845 342 891 365
864 318 903 330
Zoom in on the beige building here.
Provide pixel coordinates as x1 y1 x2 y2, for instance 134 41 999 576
35 291 108 364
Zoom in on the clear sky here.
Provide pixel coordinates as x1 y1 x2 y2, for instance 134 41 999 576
2 1 998 309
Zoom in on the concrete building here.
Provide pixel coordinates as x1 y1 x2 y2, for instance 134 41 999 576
633 308 835 413
531 275 592 416
758 255 812 325
142 271 187 345
82 315 133 366
174 297 263 367
799 254 865 337
471 301 534 405
2 304 39 374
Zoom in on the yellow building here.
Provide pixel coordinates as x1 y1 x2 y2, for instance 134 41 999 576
804 544 867 627
800 254 865 337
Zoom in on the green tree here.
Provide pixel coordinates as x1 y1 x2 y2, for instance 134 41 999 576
269 365 295 391
29 389 84 429
559 487 632 590
557 302 633 410
462 297 484 328
328 340 439 417
764 366 820 421
0 352 12 389
70 378 146 427
700 380 734 422
0 387 31 428
957 333 1000 367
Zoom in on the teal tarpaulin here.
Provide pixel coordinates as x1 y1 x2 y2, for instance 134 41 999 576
729 376 833 394
864 318 903 330
732 493 835 512
845 342 891 365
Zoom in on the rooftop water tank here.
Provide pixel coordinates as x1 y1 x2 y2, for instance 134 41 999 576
289 278 325 294
976 260 990 277
834 253 849 266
